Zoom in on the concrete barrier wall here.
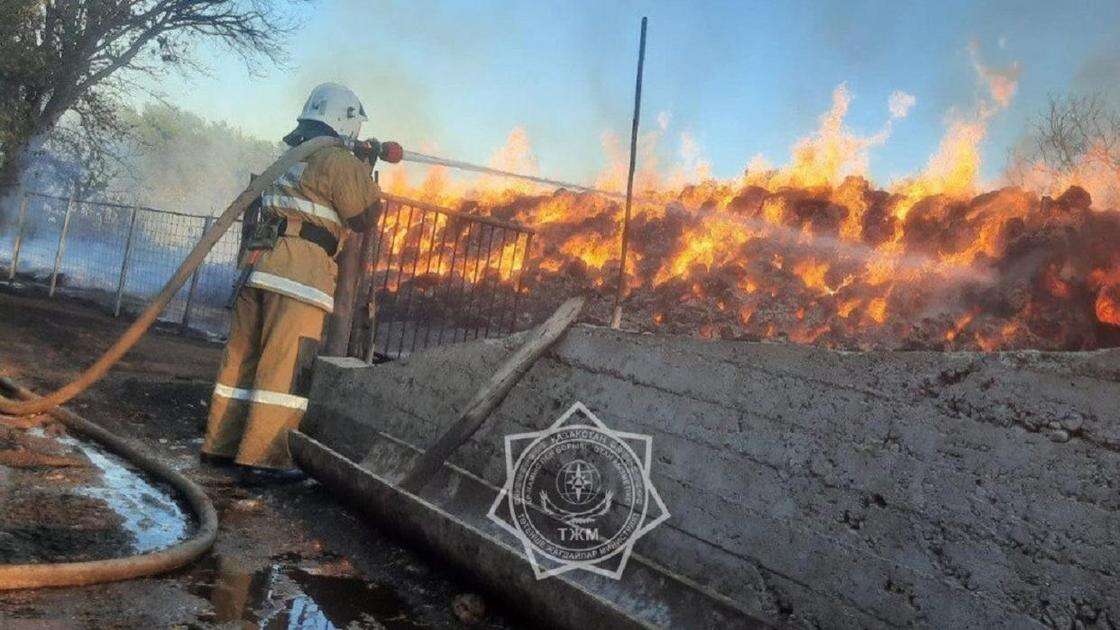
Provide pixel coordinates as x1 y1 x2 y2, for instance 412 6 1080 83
306 325 1120 629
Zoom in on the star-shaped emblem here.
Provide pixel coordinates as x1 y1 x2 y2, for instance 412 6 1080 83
487 401 670 580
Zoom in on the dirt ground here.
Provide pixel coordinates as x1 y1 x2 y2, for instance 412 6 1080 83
0 289 527 629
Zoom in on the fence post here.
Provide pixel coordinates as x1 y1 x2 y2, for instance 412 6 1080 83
114 206 140 317
49 183 77 297
328 173 382 356
507 233 534 334
347 214 381 358
182 215 212 331
7 190 29 281
323 226 365 356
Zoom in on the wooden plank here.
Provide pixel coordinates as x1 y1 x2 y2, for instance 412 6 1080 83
398 296 585 492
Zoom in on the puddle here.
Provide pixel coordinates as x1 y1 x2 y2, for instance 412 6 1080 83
191 555 424 629
52 432 191 553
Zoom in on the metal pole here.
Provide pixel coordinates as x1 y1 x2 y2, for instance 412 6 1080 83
325 216 369 355
386 203 416 354
434 218 465 346
459 224 486 343
507 233 533 335
481 227 509 339
49 183 78 297
610 16 648 330
371 202 405 353
365 200 395 360
417 213 454 350
182 215 212 330
394 210 430 357
8 190 29 281
364 296 380 363
114 206 140 317
469 225 499 340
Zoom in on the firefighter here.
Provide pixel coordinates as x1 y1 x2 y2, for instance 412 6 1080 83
200 82 381 482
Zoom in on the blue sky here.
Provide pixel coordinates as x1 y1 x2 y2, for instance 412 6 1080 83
145 0 1120 188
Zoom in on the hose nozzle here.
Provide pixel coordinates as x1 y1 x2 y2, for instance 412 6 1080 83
354 138 404 165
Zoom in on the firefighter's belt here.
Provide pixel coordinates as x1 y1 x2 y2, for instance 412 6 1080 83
278 218 339 257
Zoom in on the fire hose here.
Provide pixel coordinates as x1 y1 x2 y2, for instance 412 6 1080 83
0 376 217 589
0 136 339 589
0 136 338 418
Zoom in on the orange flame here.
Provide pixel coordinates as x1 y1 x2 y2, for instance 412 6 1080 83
374 45 1120 351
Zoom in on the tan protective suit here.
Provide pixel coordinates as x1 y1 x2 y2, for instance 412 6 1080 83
202 144 380 469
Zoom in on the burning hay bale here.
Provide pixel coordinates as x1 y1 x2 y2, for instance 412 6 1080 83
466 180 1120 351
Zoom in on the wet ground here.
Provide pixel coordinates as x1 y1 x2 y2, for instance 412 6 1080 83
0 288 527 629
0 426 185 564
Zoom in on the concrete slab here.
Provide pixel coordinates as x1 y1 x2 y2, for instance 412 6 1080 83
290 430 770 629
303 326 1120 629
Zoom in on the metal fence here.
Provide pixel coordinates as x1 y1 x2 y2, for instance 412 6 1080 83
1 189 537 356
346 194 536 360
1 190 241 336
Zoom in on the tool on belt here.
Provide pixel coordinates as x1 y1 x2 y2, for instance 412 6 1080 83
227 211 341 308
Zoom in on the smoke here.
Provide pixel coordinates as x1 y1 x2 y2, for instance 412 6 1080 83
97 104 283 216
593 110 672 195
1073 44 1120 104
667 132 712 188
287 1 519 164
888 91 916 119
969 41 1021 110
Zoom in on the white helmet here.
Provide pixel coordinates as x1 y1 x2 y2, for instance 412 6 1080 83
297 82 367 140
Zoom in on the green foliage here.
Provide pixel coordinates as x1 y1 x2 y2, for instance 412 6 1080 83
0 0 295 204
0 0 48 150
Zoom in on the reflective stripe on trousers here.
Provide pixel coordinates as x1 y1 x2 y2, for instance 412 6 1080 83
202 287 325 469
212 383 308 411
245 270 335 313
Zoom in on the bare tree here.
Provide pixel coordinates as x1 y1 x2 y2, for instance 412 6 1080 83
0 0 296 211
1008 93 1120 207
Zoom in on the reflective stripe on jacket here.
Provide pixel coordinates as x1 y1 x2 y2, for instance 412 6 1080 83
247 145 380 312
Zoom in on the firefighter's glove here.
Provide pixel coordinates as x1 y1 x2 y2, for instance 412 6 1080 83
353 139 381 166
346 184 382 233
